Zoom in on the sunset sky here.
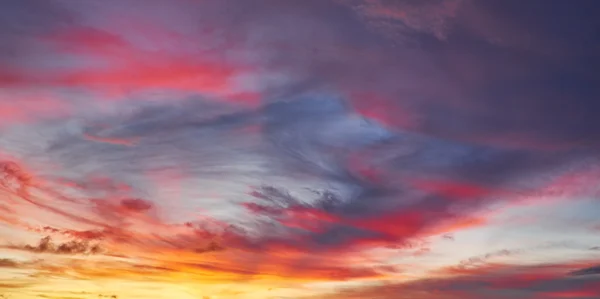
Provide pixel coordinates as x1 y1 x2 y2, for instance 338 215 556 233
1 0 600 298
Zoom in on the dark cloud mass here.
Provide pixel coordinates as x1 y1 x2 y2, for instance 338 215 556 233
5 236 102 255
570 265 600 277
0 0 600 298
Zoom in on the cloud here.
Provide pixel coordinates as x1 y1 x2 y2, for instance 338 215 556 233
570 265 600 277
0 0 72 64
3 0 600 149
453 239 598 269
37 294 117 299
5 236 102 255
0 94 594 299
2 0 600 151
0 2 257 105
2 94 596 282
234 127 591 253
118 198 153 212
457 249 521 268
0 282 32 290
1 0 600 297
81 133 139 146
348 0 464 40
313 261 600 299
35 227 105 241
0 259 19 268
0 90 72 128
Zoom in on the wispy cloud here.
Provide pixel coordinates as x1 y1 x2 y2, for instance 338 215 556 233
314 261 600 299
3 236 102 255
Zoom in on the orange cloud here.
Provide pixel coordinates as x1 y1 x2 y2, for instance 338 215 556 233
2 158 392 286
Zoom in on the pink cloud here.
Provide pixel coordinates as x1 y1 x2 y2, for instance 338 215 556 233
1 25 261 105
0 91 71 127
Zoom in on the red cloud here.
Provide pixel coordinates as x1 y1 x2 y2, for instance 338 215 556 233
242 186 489 253
1 26 260 105
119 198 153 212
82 133 139 146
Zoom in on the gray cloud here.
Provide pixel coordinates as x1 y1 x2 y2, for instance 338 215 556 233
570 265 600 277
313 262 600 299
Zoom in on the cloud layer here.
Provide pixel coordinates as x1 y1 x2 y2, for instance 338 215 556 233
1 0 600 298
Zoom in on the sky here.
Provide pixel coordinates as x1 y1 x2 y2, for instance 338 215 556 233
1 0 600 298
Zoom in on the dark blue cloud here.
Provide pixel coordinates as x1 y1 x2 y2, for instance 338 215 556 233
571 265 600 276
